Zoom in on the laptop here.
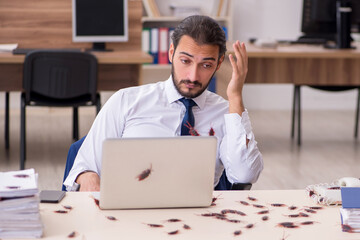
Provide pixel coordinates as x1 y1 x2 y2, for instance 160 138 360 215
99 136 217 209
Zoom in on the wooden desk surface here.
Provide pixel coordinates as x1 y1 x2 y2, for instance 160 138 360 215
0 51 152 91
217 42 360 86
0 50 152 64
36 190 357 240
245 42 360 59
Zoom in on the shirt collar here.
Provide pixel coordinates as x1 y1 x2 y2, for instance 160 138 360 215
165 76 207 110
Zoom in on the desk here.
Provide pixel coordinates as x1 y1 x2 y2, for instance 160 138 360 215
0 51 152 92
219 43 360 86
36 190 357 240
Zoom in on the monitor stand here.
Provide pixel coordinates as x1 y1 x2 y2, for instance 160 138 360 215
86 42 113 52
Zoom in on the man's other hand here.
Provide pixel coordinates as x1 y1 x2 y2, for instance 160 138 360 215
76 171 100 192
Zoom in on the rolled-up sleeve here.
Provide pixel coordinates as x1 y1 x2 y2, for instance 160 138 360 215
219 110 264 184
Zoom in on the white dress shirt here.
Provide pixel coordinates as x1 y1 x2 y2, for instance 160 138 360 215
64 76 263 190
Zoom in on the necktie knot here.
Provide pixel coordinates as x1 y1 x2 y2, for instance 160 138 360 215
179 98 196 108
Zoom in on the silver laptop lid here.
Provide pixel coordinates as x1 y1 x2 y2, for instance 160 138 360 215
99 136 217 209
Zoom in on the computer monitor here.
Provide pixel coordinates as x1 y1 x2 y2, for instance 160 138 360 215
72 0 128 51
301 0 360 48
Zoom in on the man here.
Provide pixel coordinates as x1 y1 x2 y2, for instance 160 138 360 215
64 15 263 191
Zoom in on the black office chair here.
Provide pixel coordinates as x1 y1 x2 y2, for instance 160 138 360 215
291 85 360 145
20 50 101 170
4 92 9 149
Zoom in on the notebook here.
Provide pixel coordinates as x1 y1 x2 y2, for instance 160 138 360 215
99 136 217 209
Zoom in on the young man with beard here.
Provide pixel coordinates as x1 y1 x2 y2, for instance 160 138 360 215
64 15 263 191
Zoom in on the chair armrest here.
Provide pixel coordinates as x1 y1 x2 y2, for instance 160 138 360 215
231 183 252 190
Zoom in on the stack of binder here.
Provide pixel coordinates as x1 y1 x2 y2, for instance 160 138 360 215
0 169 43 238
340 187 360 233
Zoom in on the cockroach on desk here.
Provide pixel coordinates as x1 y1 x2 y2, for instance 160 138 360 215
183 224 191 230
67 231 77 238
144 223 164 228
54 210 68 214
239 200 250 206
167 230 180 235
106 216 117 221
233 230 242 236
276 222 299 228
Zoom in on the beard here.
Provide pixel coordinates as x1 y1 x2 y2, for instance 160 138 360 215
171 65 216 99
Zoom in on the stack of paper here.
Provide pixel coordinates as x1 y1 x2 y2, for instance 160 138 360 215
340 208 360 232
340 187 360 233
0 169 43 238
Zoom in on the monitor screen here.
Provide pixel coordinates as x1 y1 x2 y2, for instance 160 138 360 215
72 0 128 46
301 0 360 36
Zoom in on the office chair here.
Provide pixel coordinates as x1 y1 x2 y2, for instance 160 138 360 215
21 50 101 170
62 136 252 191
4 92 9 149
291 85 360 146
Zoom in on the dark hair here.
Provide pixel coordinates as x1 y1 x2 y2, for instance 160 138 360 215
171 15 227 59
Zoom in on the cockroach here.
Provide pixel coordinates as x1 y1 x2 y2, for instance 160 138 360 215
271 203 287 207
307 206 323 210
227 219 242 223
13 174 29 178
252 204 266 208
221 209 246 216
183 224 191 230
63 205 73 210
277 222 298 228
93 198 100 207
136 164 152 181
300 221 317 225
245 223 254 229
299 212 309 217
54 210 68 214
342 224 355 233
184 121 200 136
256 210 269 215
284 214 300 218
288 205 297 210
304 209 317 214
209 127 215 136
6 186 20 189
211 194 222 206
165 218 182 223
248 196 257 201
167 230 179 235
233 230 242 236
67 231 77 238
145 223 164 228
308 190 315 197
262 216 269 221
106 216 117 221
239 200 250 206
215 215 228 221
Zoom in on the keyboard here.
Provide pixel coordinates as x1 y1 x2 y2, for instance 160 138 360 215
290 38 328 45
12 48 81 55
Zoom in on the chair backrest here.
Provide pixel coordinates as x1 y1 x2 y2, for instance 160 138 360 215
62 136 86 191
23 50 98 104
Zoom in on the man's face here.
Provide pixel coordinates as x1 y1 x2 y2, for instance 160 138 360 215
169 35 224 98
